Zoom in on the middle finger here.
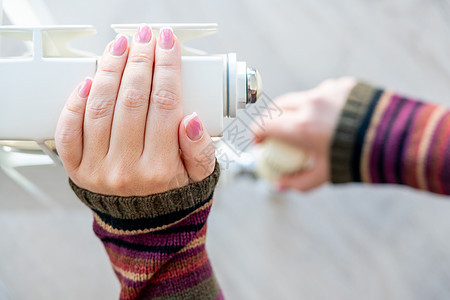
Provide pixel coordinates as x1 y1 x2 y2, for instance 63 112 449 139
109 24 156 159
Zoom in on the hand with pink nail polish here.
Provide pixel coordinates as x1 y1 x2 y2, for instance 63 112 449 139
55 26 216 196
56 25 221 300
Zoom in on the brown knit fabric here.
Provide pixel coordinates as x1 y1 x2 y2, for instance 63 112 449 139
151 276 221 300
330 82 377 184
69 161 220 219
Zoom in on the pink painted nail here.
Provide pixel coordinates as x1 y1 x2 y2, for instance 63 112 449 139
136 24 152 44
159 27 174 50
78 77 93 98
184 112 203 141
110 34 128 56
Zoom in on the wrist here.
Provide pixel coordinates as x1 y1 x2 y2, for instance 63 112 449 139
330 82 383 184
69 160 220 221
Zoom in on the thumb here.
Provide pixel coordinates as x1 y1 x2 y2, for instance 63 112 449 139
179 112 216 182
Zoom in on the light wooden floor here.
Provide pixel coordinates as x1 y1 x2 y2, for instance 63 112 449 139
2 0 450 299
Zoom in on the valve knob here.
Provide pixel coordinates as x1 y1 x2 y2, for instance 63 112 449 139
247 67 262 104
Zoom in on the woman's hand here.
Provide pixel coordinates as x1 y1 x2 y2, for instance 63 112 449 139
55 25 215 196
253 77 357 192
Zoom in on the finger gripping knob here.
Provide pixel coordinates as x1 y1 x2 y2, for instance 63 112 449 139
256 138 311 182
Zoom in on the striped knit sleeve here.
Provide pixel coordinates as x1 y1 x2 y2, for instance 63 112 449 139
69 162 223 300
331 82 450 195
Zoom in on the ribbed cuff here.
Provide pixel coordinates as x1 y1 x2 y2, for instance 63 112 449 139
69 161 220 220
330 82 378 184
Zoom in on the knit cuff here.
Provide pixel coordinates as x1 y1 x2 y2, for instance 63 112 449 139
69 161 220 220
330 82 379 184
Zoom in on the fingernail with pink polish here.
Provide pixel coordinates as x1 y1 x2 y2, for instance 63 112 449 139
184 112 203 141
110 34 128 56
136 24 152 44
78 77 93 98
159 27 174 50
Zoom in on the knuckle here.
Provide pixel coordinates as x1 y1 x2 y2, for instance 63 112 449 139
147 171 171 187
64 102 84 117
120 89 148 111
151 89 179 111
155 57 180 70
93 80 116 94
110 178 130 193
128 52 154 66
156 64 179 73
107 171 131 193
98 61 122 78
105 162 140 194
86 99 114 120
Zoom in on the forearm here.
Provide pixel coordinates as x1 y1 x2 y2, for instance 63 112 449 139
70 162 223 300
331 82 450 195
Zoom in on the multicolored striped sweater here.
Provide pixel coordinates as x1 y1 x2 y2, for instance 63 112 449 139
331 82 450 194
70 162 222 299
68 82 450 299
